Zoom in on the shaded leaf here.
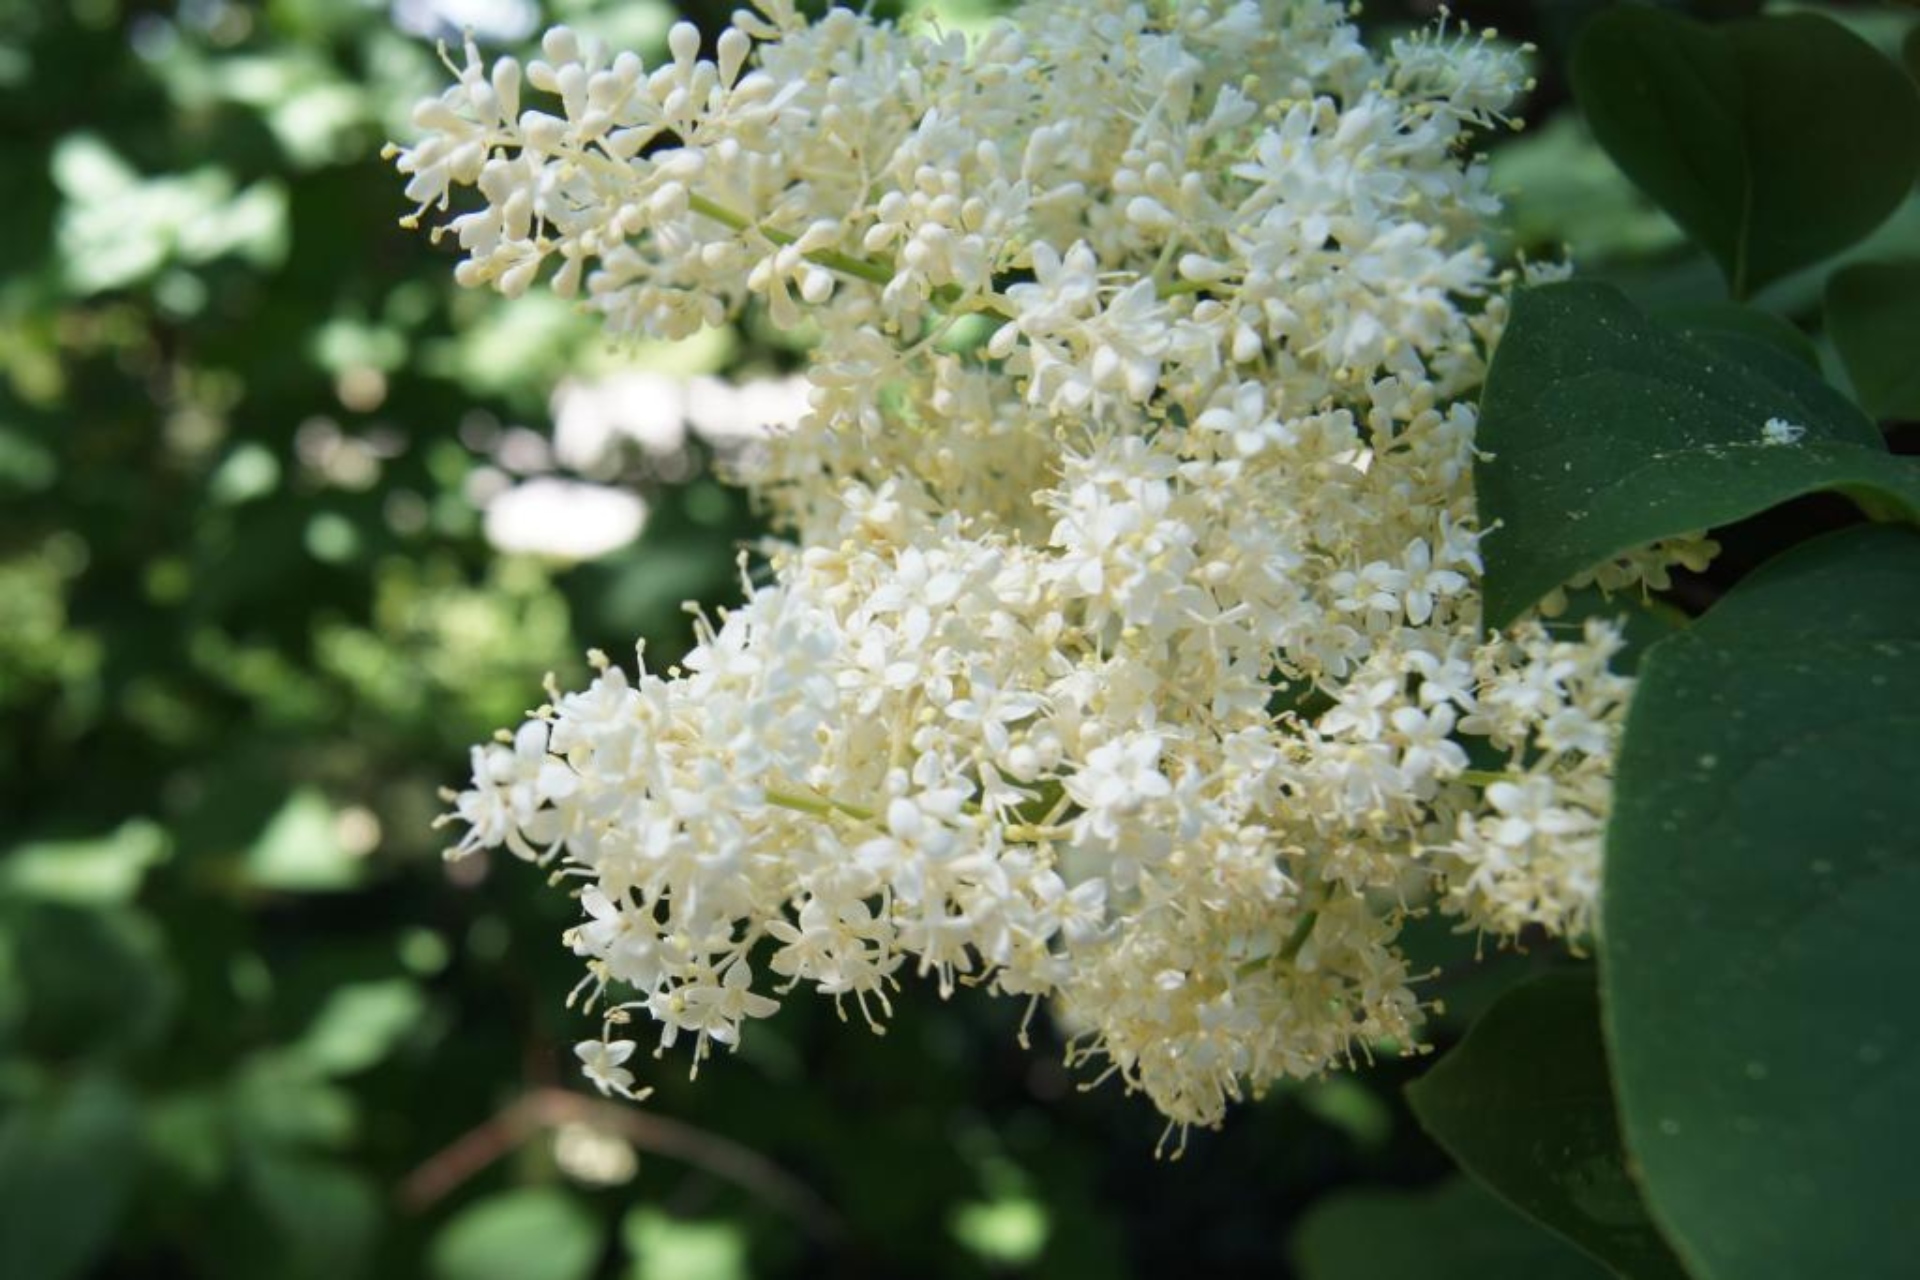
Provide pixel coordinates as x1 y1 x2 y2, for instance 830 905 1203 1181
1292 1177 1610 1280
1572 8 1920 296
1604 525 1920 1280
0 1075 142 1280
1826 260 1920 421
215 1150 380 1280
1655 301 1817 370
1475 281 1920 627
0 901 176 1060
1407 971 1688 1280
227 1051 359 1150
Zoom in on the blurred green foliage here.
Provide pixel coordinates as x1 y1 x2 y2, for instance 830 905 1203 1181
1 0 1847 1276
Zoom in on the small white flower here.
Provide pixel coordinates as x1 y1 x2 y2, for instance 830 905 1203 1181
575 1038 642 1098
409 0 1628 1134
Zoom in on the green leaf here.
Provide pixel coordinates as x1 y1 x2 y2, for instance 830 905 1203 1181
0 820 171 905
227 1051 359 1151
432 1188 604 1280
1407 971 1688 1280
1296 1077 1393 1151
1475 281 1920 627
1603 524 1920 1280
143 1090 229 1190
1292 1177 1611 1280
242 1152 379 1280
210 1150 380 1280
1571 8 1920 297
0 901 176 1061
1654 302 1818 370
1826 260 1920 421
623 1209 750 1280
291 978 426 1077
243 787 363 892
0 1075 142 1280
1490 114 1685 264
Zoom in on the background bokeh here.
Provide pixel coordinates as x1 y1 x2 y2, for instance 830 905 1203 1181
2 1 1910 1277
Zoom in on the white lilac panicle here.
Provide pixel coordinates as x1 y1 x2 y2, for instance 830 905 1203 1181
401 0 1671 1139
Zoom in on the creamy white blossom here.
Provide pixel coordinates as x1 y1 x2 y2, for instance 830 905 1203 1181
404 0 1656 1137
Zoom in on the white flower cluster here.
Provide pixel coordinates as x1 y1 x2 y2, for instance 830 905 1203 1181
403 0 1635 1137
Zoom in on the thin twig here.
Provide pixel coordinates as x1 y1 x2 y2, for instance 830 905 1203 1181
398 1088 841 1240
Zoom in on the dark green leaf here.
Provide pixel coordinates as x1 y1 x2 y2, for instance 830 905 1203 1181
1604 524 1920 1280
248 1153 379 1279
1292 1177 1611 1280
1655 302 1818 370
213 1150 380 1280
1826 261 1920 421
1475 281 1920 627
0 901 176 1061
0 1075 142 1280
431 1188 605 1280
1572 8 1920 296
227 1051 359 1151
1407 971 1688 1280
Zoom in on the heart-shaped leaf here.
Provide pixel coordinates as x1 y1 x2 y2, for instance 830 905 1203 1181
1603 524 1920 1280
1474 280 1920 628
1572 8 1920 297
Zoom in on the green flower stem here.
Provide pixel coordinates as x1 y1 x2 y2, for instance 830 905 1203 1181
1232 905 1322 979
685 193 897 289
764 788 875 823
1278 907 1320 961
765 787 1071 846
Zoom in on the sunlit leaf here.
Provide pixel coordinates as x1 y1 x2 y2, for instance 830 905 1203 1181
0 819 170 905
623 1209 750 1280
244 788 364 892
292 978 426 1077
432 1188 604 1280
950 1194 1049 1268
